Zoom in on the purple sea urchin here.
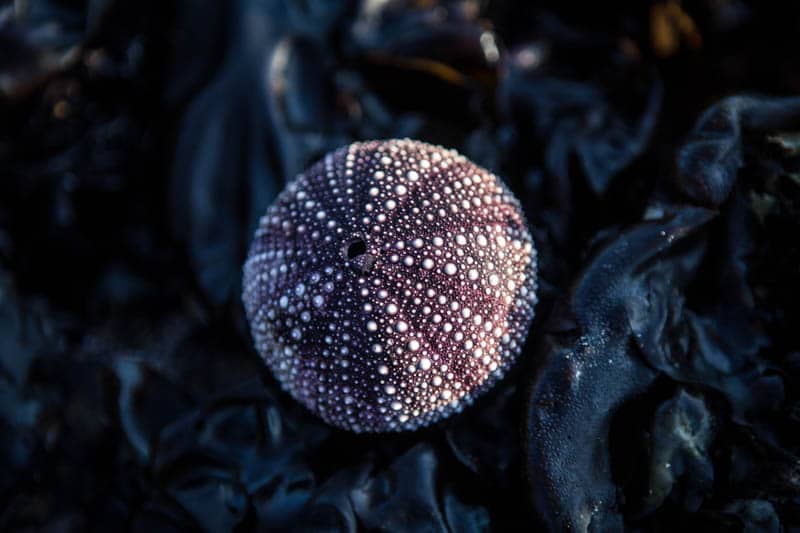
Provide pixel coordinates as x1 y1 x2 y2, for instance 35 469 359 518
242 139 537 432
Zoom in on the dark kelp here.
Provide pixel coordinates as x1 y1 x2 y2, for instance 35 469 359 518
2 1 800 531
525 206 714 530
526 94 800 530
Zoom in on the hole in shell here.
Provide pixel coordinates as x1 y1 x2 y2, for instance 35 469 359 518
344 238 367 259
341 236 375 274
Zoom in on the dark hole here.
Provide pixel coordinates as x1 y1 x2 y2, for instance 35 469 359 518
345 238 367 259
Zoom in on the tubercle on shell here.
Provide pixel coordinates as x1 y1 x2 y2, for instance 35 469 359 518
243 139 538 433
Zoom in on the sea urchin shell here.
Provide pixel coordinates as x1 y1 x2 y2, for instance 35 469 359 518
242 139 537 432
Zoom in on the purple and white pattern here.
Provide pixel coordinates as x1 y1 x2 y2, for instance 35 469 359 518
243 139 537 432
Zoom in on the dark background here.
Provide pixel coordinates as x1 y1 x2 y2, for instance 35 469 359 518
1 1 799 531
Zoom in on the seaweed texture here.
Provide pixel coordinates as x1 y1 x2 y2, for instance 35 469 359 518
2 1 799 531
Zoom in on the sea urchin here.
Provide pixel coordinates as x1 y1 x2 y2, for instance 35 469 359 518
242 139 537 432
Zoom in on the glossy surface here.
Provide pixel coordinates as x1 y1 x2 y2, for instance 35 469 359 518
243 140 537 432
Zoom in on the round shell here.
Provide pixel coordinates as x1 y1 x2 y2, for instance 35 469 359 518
242 139 537 432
